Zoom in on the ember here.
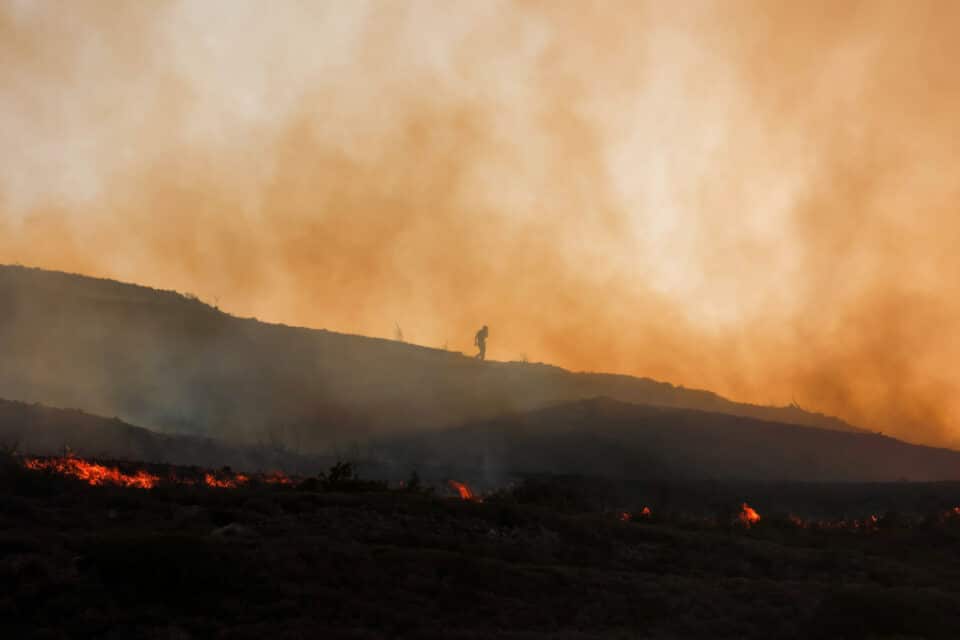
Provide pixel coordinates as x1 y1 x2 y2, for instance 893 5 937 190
20 456 299 491
618 508 651 522
204 472 249 489
448 480 481 501
24 456 159 489
263 471 294 485
738 502 761 526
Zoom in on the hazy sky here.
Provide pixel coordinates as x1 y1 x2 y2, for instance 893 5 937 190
2 0 960 446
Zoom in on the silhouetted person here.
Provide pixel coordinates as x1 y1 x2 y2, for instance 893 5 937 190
474 325 489 360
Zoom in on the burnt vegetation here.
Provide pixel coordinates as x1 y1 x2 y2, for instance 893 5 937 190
5 458 960 639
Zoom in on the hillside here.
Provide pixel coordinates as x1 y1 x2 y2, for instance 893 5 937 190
0 265 861 450
382 397 960 484
6 393 960 485
0 398 325 473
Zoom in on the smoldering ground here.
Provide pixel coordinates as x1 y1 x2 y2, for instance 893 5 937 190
2 1 960 446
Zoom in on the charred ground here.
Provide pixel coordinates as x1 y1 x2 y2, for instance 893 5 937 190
5 456 960 639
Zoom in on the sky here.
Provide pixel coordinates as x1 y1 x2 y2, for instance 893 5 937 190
2 0 960 447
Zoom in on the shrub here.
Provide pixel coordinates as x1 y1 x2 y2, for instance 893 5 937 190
318 461 387 493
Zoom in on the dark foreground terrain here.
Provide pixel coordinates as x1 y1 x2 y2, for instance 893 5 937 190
5 459 960 639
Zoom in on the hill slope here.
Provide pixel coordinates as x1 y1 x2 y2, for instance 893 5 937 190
0 397 324 472
0 265 860 448
5 394 960 484
383 397 960 483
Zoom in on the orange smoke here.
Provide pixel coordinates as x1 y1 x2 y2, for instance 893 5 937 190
4 2 960 447
24 456 159 489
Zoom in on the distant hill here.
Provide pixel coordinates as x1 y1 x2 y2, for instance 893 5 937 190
0 265 862 449
384 397 960 483
0 397 325 473
5 393 960 485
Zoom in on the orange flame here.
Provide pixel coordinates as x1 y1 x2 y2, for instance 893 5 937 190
21 456 301 490
203 472 249 489
738 502 761 526
263 471 294 485
448 480 480 501
24 456 159 489
618 507 651 522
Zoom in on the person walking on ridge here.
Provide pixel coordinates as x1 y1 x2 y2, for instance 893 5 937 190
474 325 489 360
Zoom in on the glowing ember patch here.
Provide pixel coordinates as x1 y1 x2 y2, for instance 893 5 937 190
448 480 481 501
263 471 293 485
618 511 631 522
640 506 652 517
204 473 249 489
24 457 159 489
21 457 297 490
738 502 761 526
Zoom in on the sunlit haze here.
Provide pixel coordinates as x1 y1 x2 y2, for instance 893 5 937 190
2 0 959 446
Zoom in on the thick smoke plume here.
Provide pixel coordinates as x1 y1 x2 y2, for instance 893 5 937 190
2 1 959 446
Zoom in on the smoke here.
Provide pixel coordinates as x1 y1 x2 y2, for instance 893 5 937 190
2 0 960 446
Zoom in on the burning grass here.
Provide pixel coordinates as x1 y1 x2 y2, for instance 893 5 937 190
17 456 960 538
7 466 960 639
262 471 295 485
20 455 294 491
448 479 482 502
10 453 960 639
738 502 761 527
203 472 249 489
24 456 160 489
